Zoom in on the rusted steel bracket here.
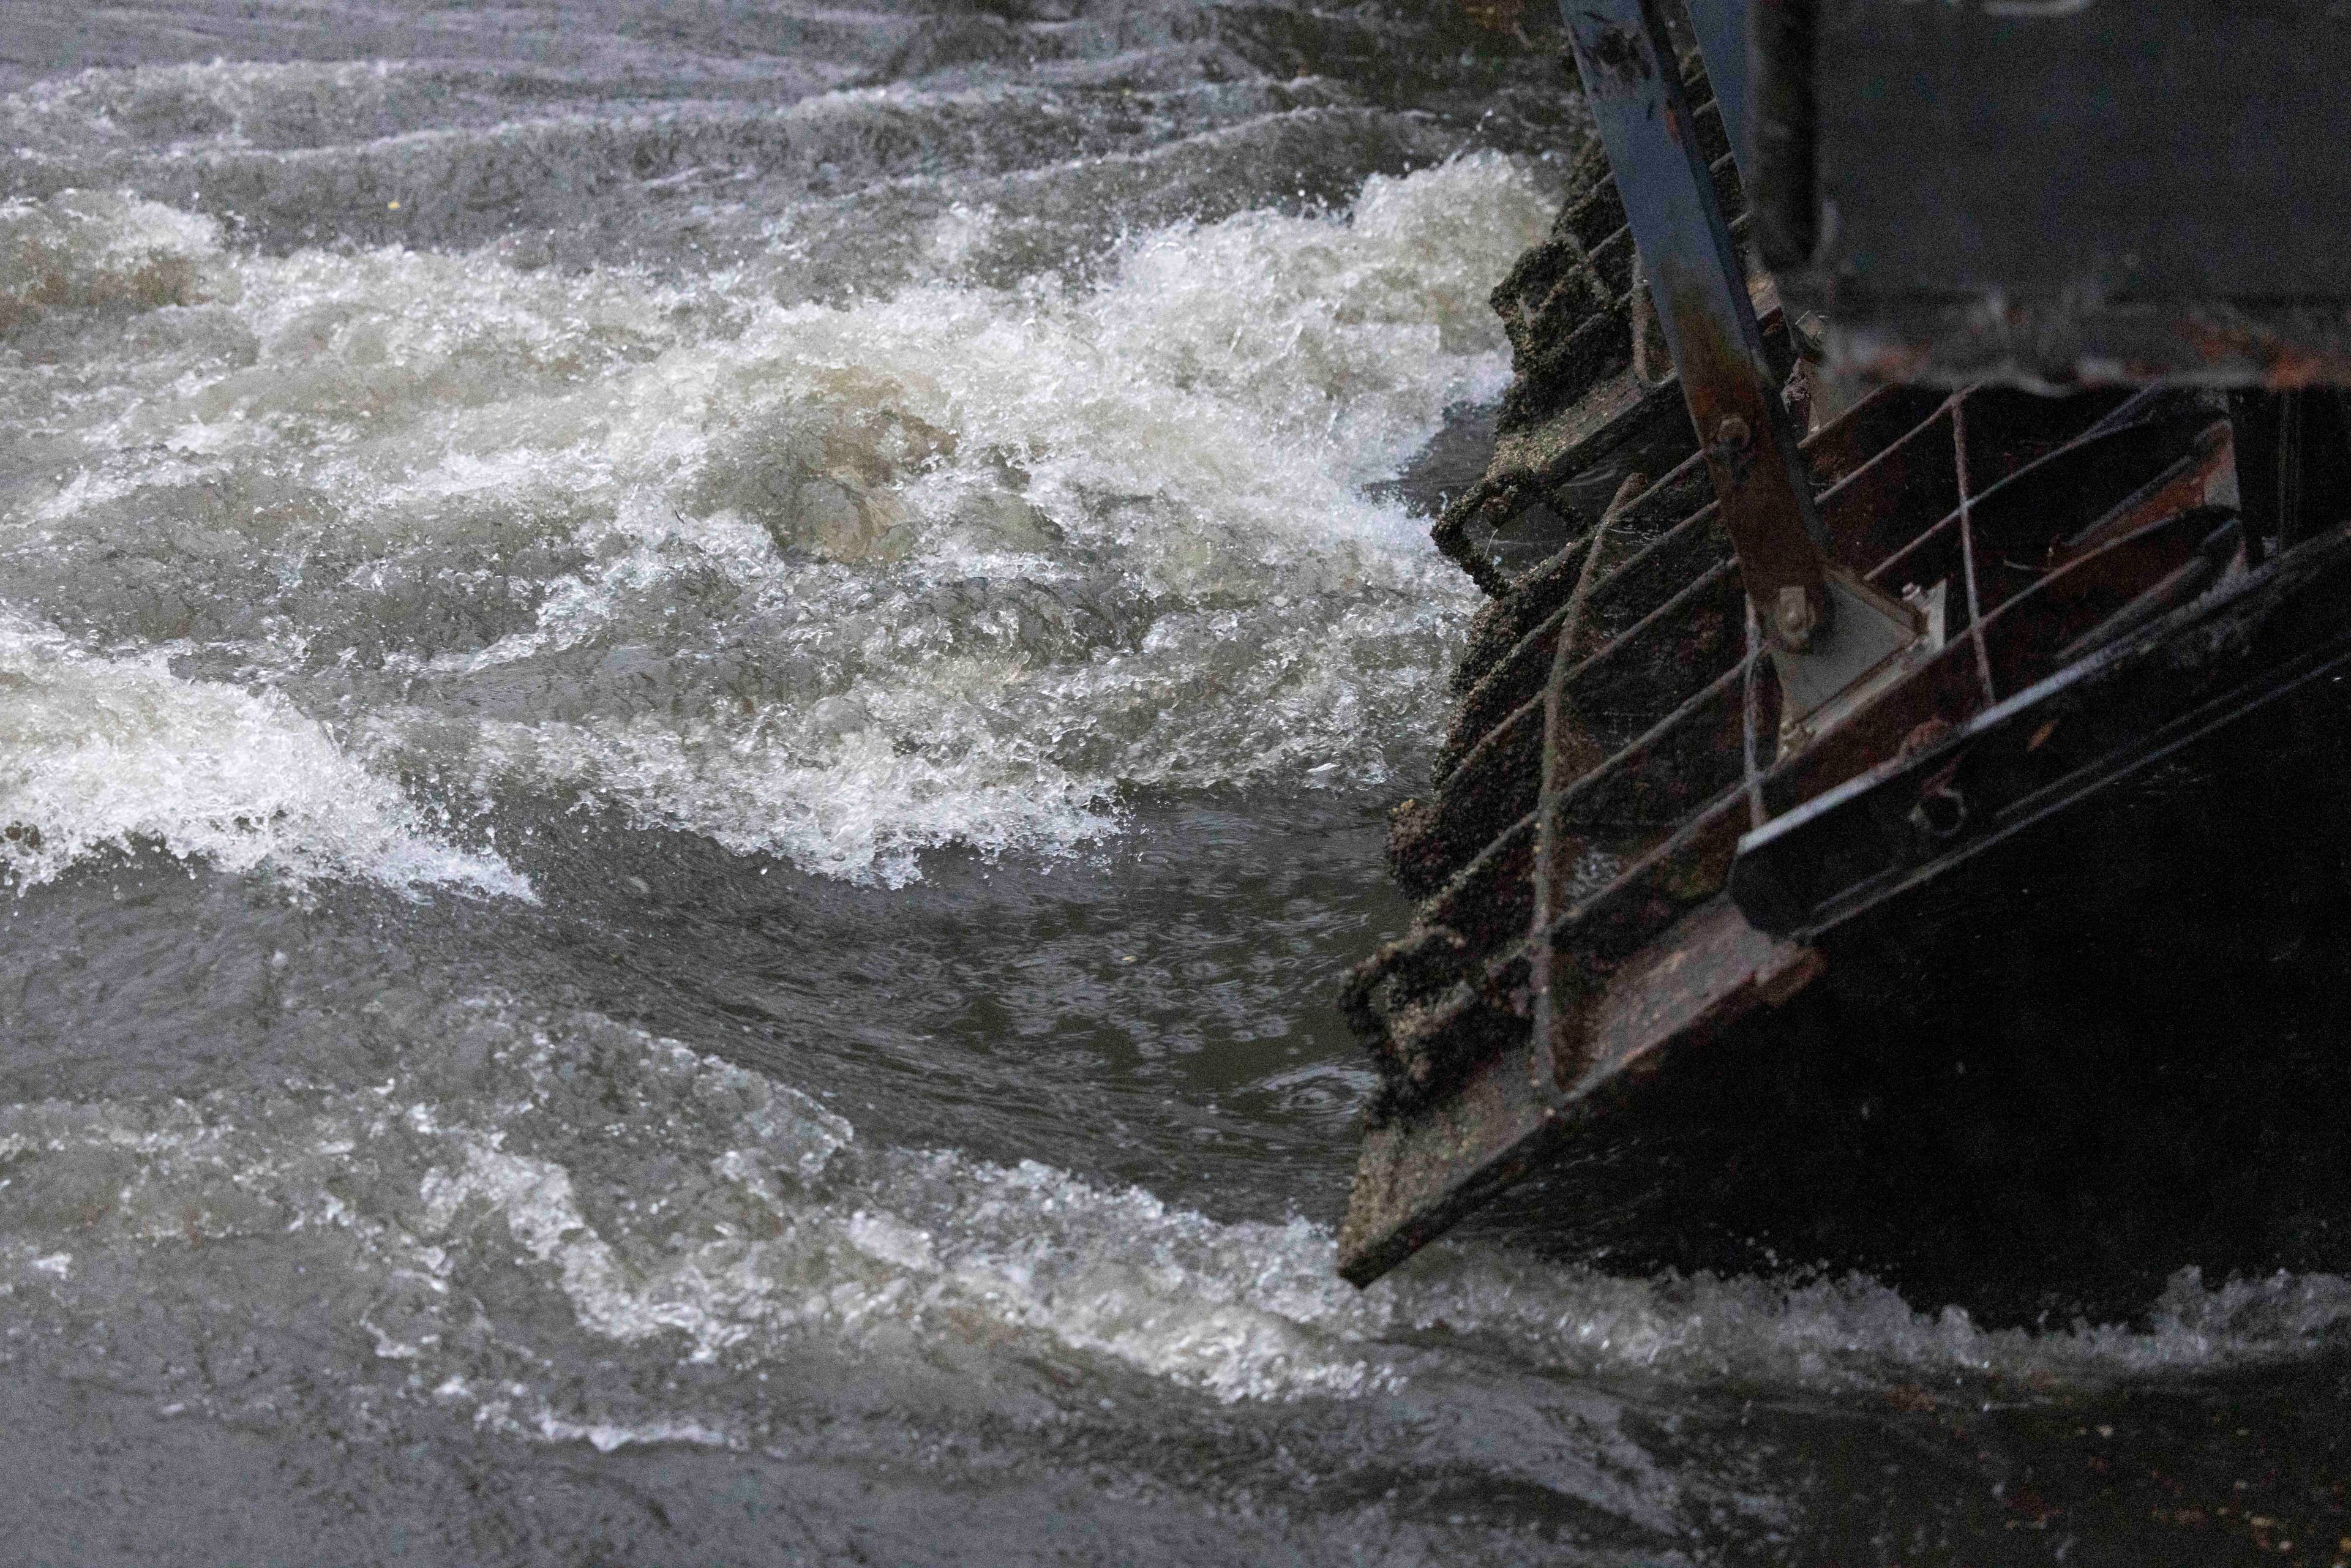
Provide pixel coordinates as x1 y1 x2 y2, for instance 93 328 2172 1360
1558 0 1924 728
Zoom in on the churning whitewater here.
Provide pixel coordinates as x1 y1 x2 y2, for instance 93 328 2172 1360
1 148 1539 888
2 7 2346 1565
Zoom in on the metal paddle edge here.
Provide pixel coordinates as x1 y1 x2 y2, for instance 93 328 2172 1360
1335 519 2351 1288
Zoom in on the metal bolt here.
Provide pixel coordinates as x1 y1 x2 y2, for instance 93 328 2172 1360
1909 782 1968 841
1773 583 1819 651
1714 413 1751 452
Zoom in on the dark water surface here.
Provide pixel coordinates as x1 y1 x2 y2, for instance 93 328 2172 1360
1 5 2346 1564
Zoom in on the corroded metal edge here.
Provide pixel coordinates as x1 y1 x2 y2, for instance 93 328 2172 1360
1336 895 1819 1286
1818 296 2351 394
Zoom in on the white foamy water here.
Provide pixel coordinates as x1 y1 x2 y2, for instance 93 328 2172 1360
5 997 2345 1453
4 134 2344 1435
1 154 1543 887
0 612 526 896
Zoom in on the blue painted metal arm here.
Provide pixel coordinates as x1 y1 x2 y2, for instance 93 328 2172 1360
1683 0 1752 180
1557 0 1829 647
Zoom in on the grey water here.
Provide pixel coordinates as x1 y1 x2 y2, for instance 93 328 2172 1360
0 5 2345 1564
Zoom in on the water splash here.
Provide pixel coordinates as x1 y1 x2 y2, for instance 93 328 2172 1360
0 613 526 896
5 996 2344 1446
4 156 1550 887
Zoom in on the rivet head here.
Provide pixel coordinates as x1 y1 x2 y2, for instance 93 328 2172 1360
1909 783 1968 841
1714 413 1752 452
1774 584 1818 651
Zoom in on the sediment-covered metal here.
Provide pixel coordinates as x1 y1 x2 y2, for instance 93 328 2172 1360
1340 2 2282 1283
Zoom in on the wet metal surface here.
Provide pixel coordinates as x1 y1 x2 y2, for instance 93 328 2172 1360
1753 0 2351 388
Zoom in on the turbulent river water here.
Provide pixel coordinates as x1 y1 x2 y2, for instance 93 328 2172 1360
1 5 2345 1564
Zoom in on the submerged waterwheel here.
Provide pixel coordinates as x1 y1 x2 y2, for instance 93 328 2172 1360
1337 0 2351 1321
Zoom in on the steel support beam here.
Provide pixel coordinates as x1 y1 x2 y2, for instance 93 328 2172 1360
1682 0 1752 179
1559 0 1920 719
